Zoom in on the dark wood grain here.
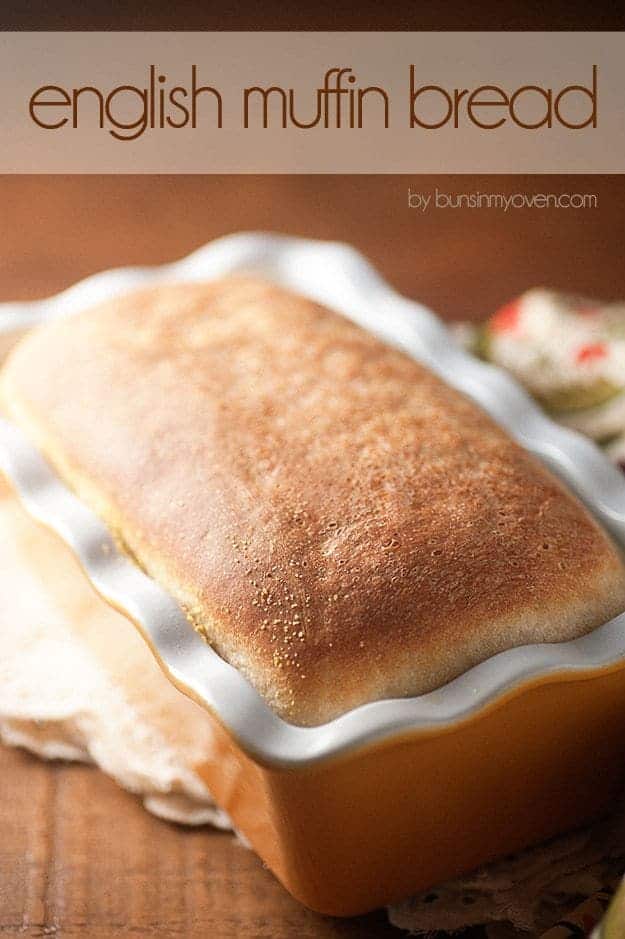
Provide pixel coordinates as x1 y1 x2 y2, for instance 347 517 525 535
0 746 400 938
3 173 622 938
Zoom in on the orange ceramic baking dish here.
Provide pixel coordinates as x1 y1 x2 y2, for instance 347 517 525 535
3 457 625 916
2 234 625 915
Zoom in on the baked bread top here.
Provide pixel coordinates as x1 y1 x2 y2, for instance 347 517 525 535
3 277 625 725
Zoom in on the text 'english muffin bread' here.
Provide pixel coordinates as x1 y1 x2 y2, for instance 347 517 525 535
2 278 625 726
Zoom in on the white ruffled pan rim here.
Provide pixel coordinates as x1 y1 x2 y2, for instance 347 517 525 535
2 232 625 769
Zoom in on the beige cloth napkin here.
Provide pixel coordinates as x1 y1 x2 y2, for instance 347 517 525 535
0 479 228 829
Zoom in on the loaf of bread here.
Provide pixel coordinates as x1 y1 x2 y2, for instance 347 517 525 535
3 277 625 725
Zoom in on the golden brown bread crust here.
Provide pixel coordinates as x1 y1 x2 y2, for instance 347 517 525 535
2 277 625 725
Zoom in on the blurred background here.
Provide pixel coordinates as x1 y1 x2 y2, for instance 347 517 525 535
3 0 625 29
2 175 625 318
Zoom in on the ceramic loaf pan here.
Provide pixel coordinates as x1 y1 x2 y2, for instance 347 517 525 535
2 233 625 915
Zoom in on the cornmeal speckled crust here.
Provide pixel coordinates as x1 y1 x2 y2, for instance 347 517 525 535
3 278 625 726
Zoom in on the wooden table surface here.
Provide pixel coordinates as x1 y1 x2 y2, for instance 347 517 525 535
1 175 624 938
